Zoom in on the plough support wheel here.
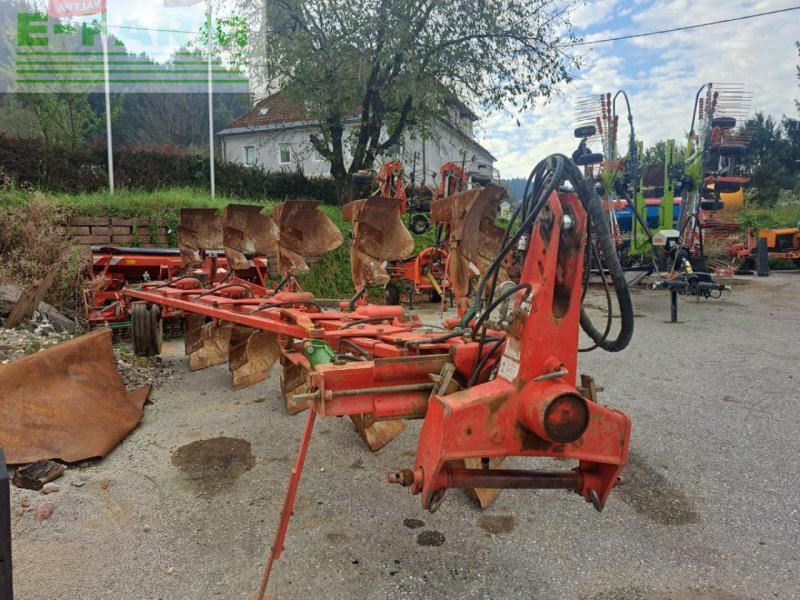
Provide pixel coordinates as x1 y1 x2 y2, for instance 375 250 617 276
131 302 163 357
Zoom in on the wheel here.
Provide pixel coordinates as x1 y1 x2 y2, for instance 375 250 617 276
574 125 596 138
700 200 724 211
409 214 431 235
428 290 442 303
756 238 770 277
131 302 163 356
575 152 604 166
351 171 374 185
714 180 741 193
384 282 401 305
712 116 736 129
719 145 746 158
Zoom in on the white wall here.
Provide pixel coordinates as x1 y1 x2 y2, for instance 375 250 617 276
220 120 495 182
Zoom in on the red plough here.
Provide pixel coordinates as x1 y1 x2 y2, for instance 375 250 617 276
122 154 635 599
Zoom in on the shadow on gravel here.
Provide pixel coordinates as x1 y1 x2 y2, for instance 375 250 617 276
616 451 699 525
583 588 752 600
171 437 256 497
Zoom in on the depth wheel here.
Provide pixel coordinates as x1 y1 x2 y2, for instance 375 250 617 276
131 302 163 357
410 214 431 235
385 282 401 306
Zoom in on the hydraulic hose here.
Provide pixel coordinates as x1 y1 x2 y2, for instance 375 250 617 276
558 156 634 352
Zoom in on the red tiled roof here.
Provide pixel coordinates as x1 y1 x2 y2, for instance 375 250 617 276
225 90 311 130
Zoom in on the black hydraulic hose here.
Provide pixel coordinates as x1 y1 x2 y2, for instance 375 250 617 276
555 156 634 352
467 336 506 388
192 283 255 300
348 286 368 312
251 300 323 313
471 284 532 341
339 316 394 330
338 338 373 360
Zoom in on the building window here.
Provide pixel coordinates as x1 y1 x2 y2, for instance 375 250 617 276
243 145 255 166
312 148 325 162
278 142 292 165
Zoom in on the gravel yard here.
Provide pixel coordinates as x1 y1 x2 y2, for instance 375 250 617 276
7 272 800 600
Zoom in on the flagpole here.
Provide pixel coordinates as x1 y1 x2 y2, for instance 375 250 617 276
206 0 216 198
101 9 114 194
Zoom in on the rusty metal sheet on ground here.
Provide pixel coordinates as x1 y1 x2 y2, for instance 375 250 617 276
0 328 149 465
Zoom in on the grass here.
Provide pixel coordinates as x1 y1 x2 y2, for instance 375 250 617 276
0 186 444 300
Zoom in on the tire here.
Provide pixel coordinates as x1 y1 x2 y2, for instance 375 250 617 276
131 302 163 356
574 125 596 138
714 180 741 193
700 200 724 211
712 116 736 129
351 171 374 185
793 258 800 269
385 283 401 306
719 145 746 158
575 152 604 166
410 214 431 235
756 238 770 277
428 290 442 303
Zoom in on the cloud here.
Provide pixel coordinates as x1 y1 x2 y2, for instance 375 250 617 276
482 0 800 177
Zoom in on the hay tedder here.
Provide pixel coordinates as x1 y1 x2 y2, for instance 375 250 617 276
123 153 635 599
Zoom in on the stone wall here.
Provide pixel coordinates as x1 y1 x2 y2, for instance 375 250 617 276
67 217 172 248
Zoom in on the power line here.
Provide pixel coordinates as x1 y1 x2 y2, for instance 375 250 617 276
568 6 800 47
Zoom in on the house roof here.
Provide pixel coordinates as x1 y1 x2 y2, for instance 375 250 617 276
225 90 310 130
219 89 495 161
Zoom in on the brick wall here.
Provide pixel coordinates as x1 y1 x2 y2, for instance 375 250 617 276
67 217 172 248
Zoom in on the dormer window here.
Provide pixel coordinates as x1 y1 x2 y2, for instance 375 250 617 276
259 107 270 116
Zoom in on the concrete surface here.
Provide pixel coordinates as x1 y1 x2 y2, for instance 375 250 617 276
9 272 800 600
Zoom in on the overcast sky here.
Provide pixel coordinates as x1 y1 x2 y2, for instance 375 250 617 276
82 0 800 178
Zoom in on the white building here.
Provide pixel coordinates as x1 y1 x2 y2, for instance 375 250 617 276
217 91 497 185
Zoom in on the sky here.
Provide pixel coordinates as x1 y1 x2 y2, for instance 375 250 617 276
36 0 800 178
477 0 800 178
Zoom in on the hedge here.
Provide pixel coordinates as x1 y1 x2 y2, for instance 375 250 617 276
0 135 347 204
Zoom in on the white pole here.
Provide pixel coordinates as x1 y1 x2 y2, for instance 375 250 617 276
207 0 216 198
101 10 114 194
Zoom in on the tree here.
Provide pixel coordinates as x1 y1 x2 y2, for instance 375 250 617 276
221 0 577 201
739 112 798 206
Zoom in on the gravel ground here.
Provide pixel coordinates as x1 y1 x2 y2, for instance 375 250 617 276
8 272 800 600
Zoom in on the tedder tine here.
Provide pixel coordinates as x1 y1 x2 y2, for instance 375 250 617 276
273 201 344 277
222 204 280 272
188 321 233 371
344 196 414 288
178 208 223 267
255 411 316 600
228 327 281 391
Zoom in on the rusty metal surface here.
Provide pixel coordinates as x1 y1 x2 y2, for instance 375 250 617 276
0 328 149 465
228 327 281 391
273 201 344 276
433 185 508 308
222 205 280 271
344 196 414 288
178 208 223 266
